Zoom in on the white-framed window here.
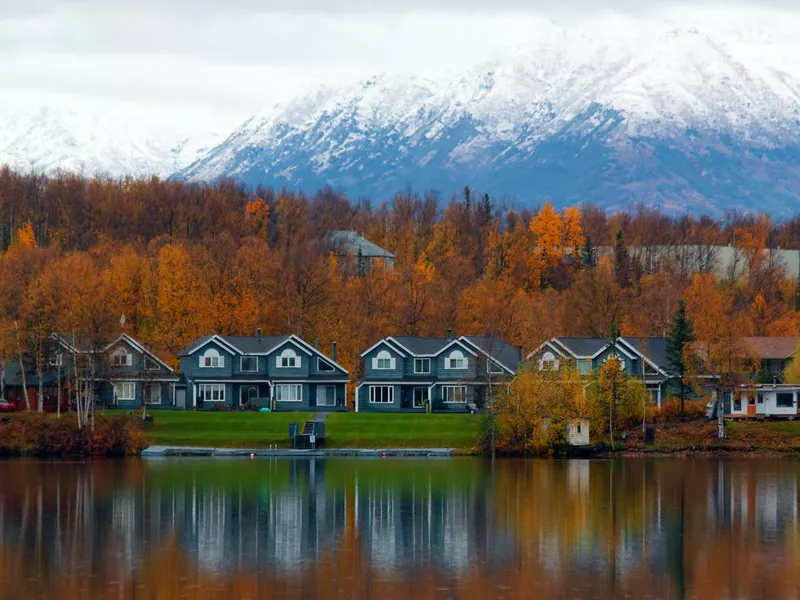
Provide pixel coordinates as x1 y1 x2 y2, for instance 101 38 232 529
603 353 624 371
241 356 258 372
538 351 560 372
144 356 160 371
414 358 431 374
277 349 299 368
369 385 394 404
200 348 224 368
373 350 395 370
198 383 225 402
114 381 136 401
49 353 63 367
147 383 162 405
413 387 428 408
276 384 302 402
445 350 466 370
111 347 133 367
317 358 335 372
442 385 467 404
486 360 504 374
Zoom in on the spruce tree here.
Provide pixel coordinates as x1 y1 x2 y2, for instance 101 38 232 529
579 236 596 269
666 300 696 414
613 230 631 288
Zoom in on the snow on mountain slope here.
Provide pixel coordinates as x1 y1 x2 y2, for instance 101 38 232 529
0 95 227 178
178 20 800 215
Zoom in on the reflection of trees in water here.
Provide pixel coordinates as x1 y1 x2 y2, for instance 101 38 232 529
1 459 800 598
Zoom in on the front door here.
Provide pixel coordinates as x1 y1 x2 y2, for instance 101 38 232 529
747 394 757 416
316 385 336 407
756 393 767 415
240 385 258 408
413 387 428 410
175 388 186 409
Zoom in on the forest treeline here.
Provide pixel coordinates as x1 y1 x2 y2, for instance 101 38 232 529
0 167 798 381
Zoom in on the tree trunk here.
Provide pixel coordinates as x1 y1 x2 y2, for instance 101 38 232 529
0 360 5 400
14 322 30 412
36 363 44 413
716 388 725 439
56 363 61 419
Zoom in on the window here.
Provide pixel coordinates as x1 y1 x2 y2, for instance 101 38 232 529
147 383 162 405
413 387 428 408
486 360 504 374
777 393 794 408
144 356 160 371
114 382 135 401
241 356 258 372
277 349 299 368
317 358 335 372
757 394 764 404
538 351 559 372
748 394 756 406
198 384 225 402
445 350 466 370
414 358 431 374
49 353 63 367
374 350 394 370
200 348 224 368
111 348 132 367
276 384 302 402
733 395 742 411
369 386 394 404
316 385 336 406
603 353 625 370
442 385 467 403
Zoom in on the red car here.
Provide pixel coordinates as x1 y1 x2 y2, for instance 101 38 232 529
0 399 16 413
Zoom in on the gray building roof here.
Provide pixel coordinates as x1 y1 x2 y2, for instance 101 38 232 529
553 338 610 357
326 230 395 260
390 336 449 355
622 337 670 372
463 336 522 371
179 334 291 356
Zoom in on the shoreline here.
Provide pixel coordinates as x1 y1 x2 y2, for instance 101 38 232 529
141 445 458 458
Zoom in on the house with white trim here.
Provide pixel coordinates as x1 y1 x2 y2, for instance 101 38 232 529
528 337 675 407
178 331 348 411
356 332 521 413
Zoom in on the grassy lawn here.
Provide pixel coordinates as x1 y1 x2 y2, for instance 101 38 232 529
144 411 312 448
325 413 481 450
143 411 482 450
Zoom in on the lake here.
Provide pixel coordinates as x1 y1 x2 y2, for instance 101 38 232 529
0 458 799 599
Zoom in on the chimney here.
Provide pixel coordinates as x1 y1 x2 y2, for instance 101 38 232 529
332 342 338 363
446 327 452 341
257 328 262 342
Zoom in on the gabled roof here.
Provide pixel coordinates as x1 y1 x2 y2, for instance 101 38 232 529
462 336 521 374
620 337 670 375
742 337 800 360
105 334 175 373
552 338 610 358
434 338 479 358
326 230 395 259
181 334 348 373
360 338 408 358
389 336 449 356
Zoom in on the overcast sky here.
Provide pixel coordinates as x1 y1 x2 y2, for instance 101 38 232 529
0 0 795 123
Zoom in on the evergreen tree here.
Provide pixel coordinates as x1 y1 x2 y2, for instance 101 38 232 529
613 230 631 288
666 300 696 414
579 236 596 269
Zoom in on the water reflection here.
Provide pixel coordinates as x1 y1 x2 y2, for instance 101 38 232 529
1 458 800 599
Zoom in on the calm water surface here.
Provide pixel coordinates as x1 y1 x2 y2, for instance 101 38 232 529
0 458 799 599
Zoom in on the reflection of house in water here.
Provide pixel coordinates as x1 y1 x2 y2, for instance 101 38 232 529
355 466 514 574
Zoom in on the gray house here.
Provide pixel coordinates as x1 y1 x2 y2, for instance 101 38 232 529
326 230 395 270
356 334 521 413
178 333 348 411
527 337 674 406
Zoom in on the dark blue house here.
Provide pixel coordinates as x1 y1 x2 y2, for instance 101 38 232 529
178 332 348 411
356 334 521 413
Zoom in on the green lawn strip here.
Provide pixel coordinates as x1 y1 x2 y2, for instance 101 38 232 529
324 413 481 450
142 411 482 451
144 411 312 448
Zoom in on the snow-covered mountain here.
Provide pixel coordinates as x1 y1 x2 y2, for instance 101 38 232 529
177 21 800 215
3 16 800 215
0 96 227 178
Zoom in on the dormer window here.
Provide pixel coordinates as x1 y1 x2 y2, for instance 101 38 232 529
144 356 160 371
111 348 132 367
445 350 466 370
374 350 394 370
278 348 299 368
317 358 335 372
200 348 224 368
487 360 504 374
538 351 559 372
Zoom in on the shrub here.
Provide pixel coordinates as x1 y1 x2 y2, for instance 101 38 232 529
654 397 708 423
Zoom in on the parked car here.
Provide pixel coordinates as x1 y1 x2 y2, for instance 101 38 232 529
0 399 16 413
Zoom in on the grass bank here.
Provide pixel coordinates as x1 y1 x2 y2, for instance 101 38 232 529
142 411 481 452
